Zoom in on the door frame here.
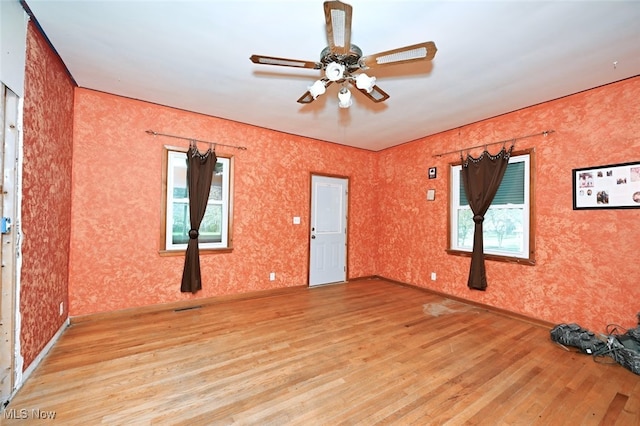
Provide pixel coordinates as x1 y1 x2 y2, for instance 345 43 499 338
0 84 21 407
308 173 349 286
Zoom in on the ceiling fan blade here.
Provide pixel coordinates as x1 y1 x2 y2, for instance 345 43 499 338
324 1 352 55
298 90 315 104
297 91 315 104
360 41 437 69
250 54 322 70
356 85 390 103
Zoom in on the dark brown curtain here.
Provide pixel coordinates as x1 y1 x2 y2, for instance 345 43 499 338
181 142 217 293
461 145 513 291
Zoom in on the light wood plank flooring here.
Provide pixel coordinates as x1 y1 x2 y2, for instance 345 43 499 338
4 279 639 425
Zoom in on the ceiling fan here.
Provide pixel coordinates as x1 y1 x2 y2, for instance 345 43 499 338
249 0 437 108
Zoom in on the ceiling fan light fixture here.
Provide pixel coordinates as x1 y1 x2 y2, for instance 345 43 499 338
338 87 352 108
355 73 376 93
250 3 438 109
325 62 345 81
308 79 327 99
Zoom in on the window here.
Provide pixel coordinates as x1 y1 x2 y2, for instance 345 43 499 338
449 150 534 264
161 148 233 253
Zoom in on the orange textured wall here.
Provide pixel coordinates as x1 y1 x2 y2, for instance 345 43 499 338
69 79 639 333
69 89 379 316
376 77 640 332
21 21 74 369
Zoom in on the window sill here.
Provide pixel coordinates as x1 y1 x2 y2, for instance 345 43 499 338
446 249 535 266
159 247 234 257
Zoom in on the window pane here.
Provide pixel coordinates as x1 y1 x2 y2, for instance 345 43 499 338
458 173 467 206
173 186 187 199
493 162 524 205
210 171 223 201
457 208 474 249
200 204 222 243
459 161 525 206
483 207 525 253
172 202 189 244
171 156 187 198
171 203 224 245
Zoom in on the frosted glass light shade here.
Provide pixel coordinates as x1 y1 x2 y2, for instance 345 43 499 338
355 73 376 93
338 87 352 108
325 62 345 81
308 80 326 99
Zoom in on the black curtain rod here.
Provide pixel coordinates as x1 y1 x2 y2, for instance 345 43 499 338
433 130 554 158
146 130 248 151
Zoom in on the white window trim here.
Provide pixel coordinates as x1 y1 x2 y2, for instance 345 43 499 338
449 152 533 262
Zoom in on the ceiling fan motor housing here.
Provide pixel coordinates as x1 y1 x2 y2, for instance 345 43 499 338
320 44 364 74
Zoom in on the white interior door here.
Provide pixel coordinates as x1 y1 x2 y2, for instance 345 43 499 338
1 84 19 407
309 175 347 286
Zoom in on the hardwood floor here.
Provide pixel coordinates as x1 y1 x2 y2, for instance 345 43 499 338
4 279 639 425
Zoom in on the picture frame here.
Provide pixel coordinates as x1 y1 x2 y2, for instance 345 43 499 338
428 167 437 179
572 161 640 210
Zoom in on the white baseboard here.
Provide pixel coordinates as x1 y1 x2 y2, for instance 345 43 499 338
7 318 69 406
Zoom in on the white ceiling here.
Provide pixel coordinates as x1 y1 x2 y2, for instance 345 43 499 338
23 0 640 151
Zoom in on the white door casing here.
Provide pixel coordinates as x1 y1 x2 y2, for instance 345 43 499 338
1 84 21 407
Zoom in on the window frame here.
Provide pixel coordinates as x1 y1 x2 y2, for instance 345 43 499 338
160 145 234 255
447 148 536 265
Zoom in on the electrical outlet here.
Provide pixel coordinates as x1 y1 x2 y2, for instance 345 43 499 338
59 302 64 316
431 272 437 281
269 272 276 281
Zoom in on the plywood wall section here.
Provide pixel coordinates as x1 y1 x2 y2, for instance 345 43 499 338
21 21 74 368
69 89 379 316
376 76 640 332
